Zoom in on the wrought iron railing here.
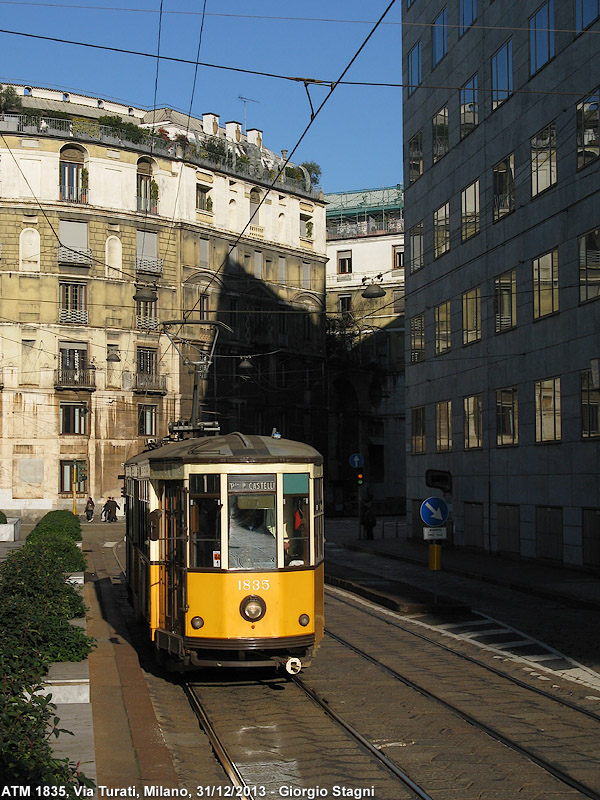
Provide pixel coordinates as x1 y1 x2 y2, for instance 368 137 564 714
133 372 166 393
135 256 163 275
54 368 96 389
58 245 92 266
58 308 88 324
136 315 159 331
59 185 88 204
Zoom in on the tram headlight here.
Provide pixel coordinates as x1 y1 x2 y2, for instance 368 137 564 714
240 595 266 622
298 614 310 627
191 616 204 630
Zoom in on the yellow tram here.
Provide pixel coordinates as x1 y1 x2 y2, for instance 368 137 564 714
124 431 324 672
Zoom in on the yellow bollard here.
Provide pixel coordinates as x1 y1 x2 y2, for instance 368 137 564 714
429 543 442 570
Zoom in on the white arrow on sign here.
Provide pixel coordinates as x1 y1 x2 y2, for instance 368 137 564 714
351 455 361 467
425 501 444 521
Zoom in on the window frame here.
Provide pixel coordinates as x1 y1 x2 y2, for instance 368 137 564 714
496 387 519 446
138 404 157 436
433 202 450 259
410 313 425 362
578 226 600 303
432 7 448 69
408 40 422 95
434 300 451 354
435 400 452 452
494 268 517 332
432 105 449 164
460 74 479 139
533 249 559 319
491 39 513 110
337 250 352 275
59 403 87 435
493 153 515 221
461 179 480 241
581 369 600 439
535 376 561 443
409 220 424 274
531 121 557 196
576 88 600 171
408 130 423 184
464 394 483 449
576 0 600 31
462 286 481 344
529 0 555 75
459 0 476 35
411 406 426 453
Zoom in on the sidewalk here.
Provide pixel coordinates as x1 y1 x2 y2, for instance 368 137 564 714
324 516 600 610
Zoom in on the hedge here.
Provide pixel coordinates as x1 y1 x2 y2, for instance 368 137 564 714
0 511 95 790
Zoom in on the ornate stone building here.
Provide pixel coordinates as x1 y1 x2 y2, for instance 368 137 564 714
0 85 327 518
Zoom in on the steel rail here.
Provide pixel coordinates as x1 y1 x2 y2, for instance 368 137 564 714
291 675 437 800
327 589 600 723
326 628 600 800
182 683 247 789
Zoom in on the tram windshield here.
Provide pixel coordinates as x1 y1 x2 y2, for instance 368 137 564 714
228 474 277 570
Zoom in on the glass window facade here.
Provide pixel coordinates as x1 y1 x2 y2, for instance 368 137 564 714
496 387 518 446
579 227 600 302
408 130 423 184
461 179 480 241
410 314 425 362
535 377 561 442
533 249 559 318
464 394 483 449
531 122 557 195
435 300 451 353
576 88 599 170
493 154 515 221
409 220 424 274
436 400 452 451
434 202 450 258
460 75 479 138
495 269 517 332
529 0 555 75
411 406 426 453
462 287 481 344
432 8 448 68
432 106 449 163
491 39 513 109
408 41 422 94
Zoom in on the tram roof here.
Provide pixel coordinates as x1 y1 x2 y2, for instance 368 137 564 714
126 432 323 468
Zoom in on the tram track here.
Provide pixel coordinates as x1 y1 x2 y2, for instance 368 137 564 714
183 677 435 800
326 588 600 722
323 626 600 800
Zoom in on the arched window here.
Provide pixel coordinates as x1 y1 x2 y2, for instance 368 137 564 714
20 228 40 272
249 188 260 225
228 198 237 229
278 213 286 240
105 236 122 279
59 145 87 203
137 158 157 214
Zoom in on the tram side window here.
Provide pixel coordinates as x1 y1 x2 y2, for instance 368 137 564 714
228 474 276 570
283 473 310 567
314 476 324 563
190 474 221 569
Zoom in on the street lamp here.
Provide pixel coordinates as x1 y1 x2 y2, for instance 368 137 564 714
361 274 386 299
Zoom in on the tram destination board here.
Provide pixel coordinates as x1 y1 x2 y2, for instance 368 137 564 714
228 474 276 492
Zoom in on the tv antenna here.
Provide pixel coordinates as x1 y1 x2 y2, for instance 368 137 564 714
238 95 259 134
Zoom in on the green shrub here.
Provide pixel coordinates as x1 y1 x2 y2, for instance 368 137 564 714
0 510 7 524
0 508 95 789
32 510 82 541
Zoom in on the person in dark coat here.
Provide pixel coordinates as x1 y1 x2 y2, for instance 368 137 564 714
104 497 120 522
85 497 95 522
363 503 377 540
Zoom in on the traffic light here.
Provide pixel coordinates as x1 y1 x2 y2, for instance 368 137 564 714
75 462 87 482
357 471 364 486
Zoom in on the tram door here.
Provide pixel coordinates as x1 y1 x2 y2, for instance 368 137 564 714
163 482 187 634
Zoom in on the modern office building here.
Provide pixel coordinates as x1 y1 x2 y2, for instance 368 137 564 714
324 187 405 515
402 2 600 566
0 85 327 517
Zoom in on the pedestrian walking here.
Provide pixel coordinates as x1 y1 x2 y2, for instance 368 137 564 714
104 497 120 522
85 497 95 522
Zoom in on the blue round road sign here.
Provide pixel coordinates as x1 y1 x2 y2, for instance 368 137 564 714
420 497 449 527
349 453 364 468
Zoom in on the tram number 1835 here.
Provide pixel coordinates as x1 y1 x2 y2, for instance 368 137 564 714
238 579 270 591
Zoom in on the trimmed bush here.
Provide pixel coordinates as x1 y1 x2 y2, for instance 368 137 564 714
0 510 95 789
0 510 7 524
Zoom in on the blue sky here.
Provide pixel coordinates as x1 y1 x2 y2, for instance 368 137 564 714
0 0 403 192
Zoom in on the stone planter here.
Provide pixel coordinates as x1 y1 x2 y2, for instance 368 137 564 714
0 517 21 541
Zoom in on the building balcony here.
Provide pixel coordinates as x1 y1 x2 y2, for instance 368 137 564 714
133 372 167 394
59 185 88 204
59 308 88 325
137 196 158 215
54 368 96 391
248 225 264 240
58 245 92 267
135 256 163 276
136 315 159 331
